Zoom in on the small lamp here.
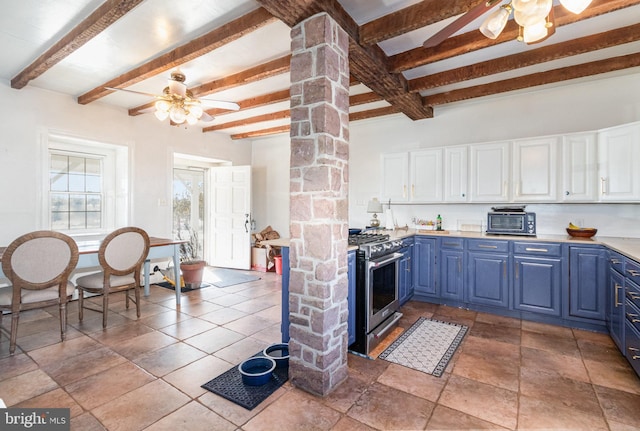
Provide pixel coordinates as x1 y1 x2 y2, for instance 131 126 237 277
367 198 383 227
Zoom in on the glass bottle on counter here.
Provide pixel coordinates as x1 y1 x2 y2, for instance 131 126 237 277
436 214 442 231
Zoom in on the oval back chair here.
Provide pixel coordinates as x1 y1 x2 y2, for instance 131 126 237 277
76 227 150 328
0 231 79 355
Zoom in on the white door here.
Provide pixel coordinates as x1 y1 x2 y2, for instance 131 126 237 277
598 122 640 201
380 152 409 202
562 133 597 202
209 166 252 269
444 146 468 202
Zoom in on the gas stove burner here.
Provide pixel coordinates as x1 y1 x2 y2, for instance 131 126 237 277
348 233 389 246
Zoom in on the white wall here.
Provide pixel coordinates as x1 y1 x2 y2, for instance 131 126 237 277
249 70 640 238
0 80 251 245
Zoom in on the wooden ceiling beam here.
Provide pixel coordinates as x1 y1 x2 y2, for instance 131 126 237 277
409 23 640 93
359 0 480 46
11 0 145 89
389 0 640 74
78 7 276 104
231 125 291 140
256 0 432 120
203 109 290 132
350 92 383 106
424 52 640 106
350 106 400 122
205 89 291 117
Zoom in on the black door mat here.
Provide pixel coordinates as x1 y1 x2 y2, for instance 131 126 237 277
201 352 288 410
156 281 212 292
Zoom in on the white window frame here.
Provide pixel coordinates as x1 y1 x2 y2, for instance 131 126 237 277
39 131 130 238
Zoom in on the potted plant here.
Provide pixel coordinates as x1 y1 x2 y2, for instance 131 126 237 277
177 228 206 289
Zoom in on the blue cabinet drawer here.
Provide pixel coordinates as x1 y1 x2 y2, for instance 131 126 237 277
609 251 625 273
626 299 640 338
440 238 464 249
467 239 509 253
513 242 562 257
627 278 640 309
625 258 640 283
625 321 640 376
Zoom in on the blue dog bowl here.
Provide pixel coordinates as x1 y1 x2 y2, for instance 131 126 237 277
263 343 289 368
238 356 276 386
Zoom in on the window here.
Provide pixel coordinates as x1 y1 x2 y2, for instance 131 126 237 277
50 153 103 230
42 133 129 235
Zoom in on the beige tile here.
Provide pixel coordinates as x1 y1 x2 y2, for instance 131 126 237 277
0 352 38 381
133 342 206 377
347 381 434 430
198 307 247 325
40 346 126 386
584 359 640 394
0 369 59 406
518 394 609 431
28 335 102 366
521 328 581 358
137 310 193 330
207 293 249 307
330 416 377 431
14 387 83 418
452 348 520 392
213 337 270 365
143 401 235 431
320 373 370 413
65 362 155 410
222 314 278 337
595 384 640 427
244 390 342 431
198 385 287 427
158 317 217 339
521 320 575 337
164 355 233 398
438 374 518 429
520 366 601 414
176 300 223 317
475 312 521 329
183 326 245 354
70 412 107 431
426 404 510 430
468 320 521 345
87 321 156 347
377 362 447 402
108 330 177 359
92 379 190 431
521 346 590 383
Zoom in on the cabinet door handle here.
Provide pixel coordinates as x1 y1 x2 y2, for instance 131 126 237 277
478 244 498 249
629 347 640 360
525 247 548 253
458 260 462 274
627 313 640 323
503 261 507 277
403 185 407 198
610 258 621 264
515 263 519 279
626 269 640 277
615 283 622 307
601 177 607 195
444 242 459 247
411 184 415 199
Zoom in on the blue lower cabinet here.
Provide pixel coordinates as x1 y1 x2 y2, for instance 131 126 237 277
413 237 437 297
467 251 510 308
513 256 562 316
398 240 414 305
440 248 464 301
348 250 356 346
568 246 607 321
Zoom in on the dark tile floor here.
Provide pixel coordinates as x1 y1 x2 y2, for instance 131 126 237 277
1 270 640 430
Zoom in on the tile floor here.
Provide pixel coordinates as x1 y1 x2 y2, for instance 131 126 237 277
2 269 640 430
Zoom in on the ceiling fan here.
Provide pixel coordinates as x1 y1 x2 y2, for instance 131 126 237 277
423 0 591 48
107 70 240 125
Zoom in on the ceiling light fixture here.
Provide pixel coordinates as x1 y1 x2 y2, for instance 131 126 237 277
479 0 592 44
153 70 204 125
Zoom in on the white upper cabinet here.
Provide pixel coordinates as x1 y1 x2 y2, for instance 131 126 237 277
512 137 558 202
561 133 597 202
469 142 510 202
380 152 409 202
598 122 640 201
409 149 443 202
444 146 468 202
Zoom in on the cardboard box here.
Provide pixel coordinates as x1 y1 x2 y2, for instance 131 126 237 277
251 247 275 272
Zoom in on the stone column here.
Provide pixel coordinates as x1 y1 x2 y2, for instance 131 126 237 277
287 12 350 396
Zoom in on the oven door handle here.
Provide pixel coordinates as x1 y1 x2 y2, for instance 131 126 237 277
368 252 403 269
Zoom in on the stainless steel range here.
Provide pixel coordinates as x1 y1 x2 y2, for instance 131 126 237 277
349 232 404 355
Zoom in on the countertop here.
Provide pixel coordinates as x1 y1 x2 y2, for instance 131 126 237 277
263 230 640 262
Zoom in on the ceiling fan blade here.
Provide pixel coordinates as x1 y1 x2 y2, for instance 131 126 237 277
105 87 162 98
423 0 502 48
200 112 215 122
199 99 240 111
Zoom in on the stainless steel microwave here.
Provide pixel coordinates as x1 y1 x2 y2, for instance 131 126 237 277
486 211 536 236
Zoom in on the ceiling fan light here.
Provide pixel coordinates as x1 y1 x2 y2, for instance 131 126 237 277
514 0 552 26
512 0 537 14
523 20 548 43
189 104 203 119
186 113 198 125
155 99 170 112
479 6 511 39
559 0 592 14
154 109 169 121
169 106 186 124
168 79 187 98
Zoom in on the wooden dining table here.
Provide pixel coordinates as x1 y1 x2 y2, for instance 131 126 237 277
0 236 187 306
